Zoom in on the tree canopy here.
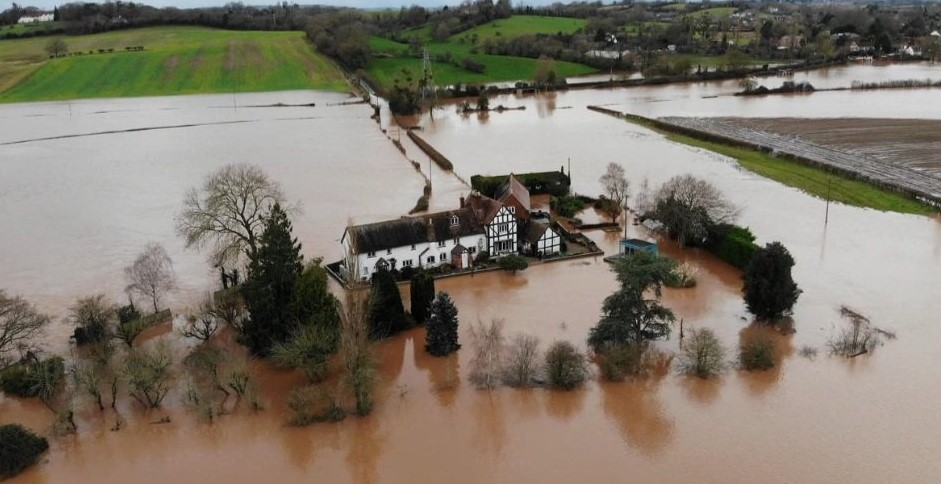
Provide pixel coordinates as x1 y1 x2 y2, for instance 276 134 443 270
425 292 460 357
124 243 176 314
368 269 409 340
743 242 801 321
241 203 304 355
409 270 436 325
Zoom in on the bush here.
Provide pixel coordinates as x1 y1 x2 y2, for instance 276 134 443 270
0 424 49 479
0 357 65 398
461 56 486 73
705 223 759 270
665 261 698 289
594 342 659 382
498 254 529 273
678 329 727 378
544 341 588 390
743 242 801 321
739 337 775 371
550 195 585 218
475 250 490 264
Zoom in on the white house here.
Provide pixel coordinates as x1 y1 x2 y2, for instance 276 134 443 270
341 207 487 281
341 176 563 281
17 14 54 24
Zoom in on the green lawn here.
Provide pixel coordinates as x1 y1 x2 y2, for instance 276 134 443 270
622 21 670 35
686 7 738 18
0 26 348 103
451 16 586 42
666 132 935 215
366 15 596 89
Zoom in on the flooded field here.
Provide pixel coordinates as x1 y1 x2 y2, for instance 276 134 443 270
717 117 941 178
2 64 941 483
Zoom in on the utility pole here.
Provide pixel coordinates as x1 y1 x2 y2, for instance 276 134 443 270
825 178 832 225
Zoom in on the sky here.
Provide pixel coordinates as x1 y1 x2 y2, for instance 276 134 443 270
13 0 567 10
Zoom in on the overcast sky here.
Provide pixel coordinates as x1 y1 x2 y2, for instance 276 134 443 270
13 0 566 10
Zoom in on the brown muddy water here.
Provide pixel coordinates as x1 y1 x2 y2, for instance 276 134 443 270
2 65 941 483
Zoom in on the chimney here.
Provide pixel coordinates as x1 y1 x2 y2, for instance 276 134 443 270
460 195 466 208
427 218 435 241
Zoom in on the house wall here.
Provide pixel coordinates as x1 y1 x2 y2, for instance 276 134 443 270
486 206 518 255
537 228 561 255
345 234 486 281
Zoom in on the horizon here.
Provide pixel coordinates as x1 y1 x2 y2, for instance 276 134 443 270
10 0 585 11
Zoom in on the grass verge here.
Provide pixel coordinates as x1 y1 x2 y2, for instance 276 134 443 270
619 115 935 215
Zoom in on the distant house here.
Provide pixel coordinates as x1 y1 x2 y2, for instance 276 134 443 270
17 13 54 24
930 31 940 38
777 35 804 50
341 177 562 281
584 50 631 60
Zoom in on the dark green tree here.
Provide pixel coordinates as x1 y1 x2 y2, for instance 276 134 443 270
368 269 408 339
743 242 801 321
409 270 436 325
588 251 675 350
291 259 340 350
0 424 49 480
241 204 303 355
425 292 460 357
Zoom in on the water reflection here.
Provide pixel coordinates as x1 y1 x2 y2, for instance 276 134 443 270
543 387 585 421
736 324 795 397
600 373 675 455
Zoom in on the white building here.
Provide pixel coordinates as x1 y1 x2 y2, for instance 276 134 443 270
341 176 562 282
17 14 54 24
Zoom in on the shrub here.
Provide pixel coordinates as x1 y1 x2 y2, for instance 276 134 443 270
743 242 801 321
706 224 759 270
0 357 65 398
550 195 585 218
410 270 435 325
0 424 49 479
498 254 529 273
739 337 775 371
544 341 588 390
678 329 727 378
594 342 660 382
665 261 698 288
475 250 490 264
271 324 337 383
461 56 486 73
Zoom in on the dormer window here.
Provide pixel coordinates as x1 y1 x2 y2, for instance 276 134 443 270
508 206 516 214
450 215 460 226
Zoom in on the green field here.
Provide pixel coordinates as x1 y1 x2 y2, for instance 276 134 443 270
367 15 596 88
666 132 935 215
686 7 738 18
0 26 348 103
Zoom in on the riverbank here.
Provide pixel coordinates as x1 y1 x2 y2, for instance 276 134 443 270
587 106 938 214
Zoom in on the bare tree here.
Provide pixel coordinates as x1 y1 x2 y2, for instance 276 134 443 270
175 163 288 266
125 243 176 314
653 174 738 246
45 37 68 57
503 334 540 387
67 295 117 346
180 297 222 344
469 318 505 389
599 162 630 222
0 291 50 369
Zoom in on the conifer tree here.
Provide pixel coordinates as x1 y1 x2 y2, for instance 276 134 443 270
241 204 303 355
368 269 408 339
410 270 435 325
425 292 460 357
743 242 801 321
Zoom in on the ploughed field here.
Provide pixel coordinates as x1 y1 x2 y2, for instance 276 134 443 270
0 26 347 103
659 116 941 209
717 117 941 179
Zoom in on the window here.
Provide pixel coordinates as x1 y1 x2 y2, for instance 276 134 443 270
426 256 435 264
498 224 508 234
509 206 515 214
438 240 446 247
386 249 392 255
468 247 476 254
363 267 370 275
440 253 447 262
403 259 413 267
450 215 459 226
411 244 416 250
367 251 376 258
454 237 460 244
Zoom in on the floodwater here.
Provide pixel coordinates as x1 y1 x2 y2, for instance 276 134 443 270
2 64 941 483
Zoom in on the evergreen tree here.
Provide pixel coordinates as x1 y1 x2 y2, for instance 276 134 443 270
425 292 460 357
368 269 408 339
409 269 435 325
743 242 801 321
241 204 303 355
290 260 341 351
